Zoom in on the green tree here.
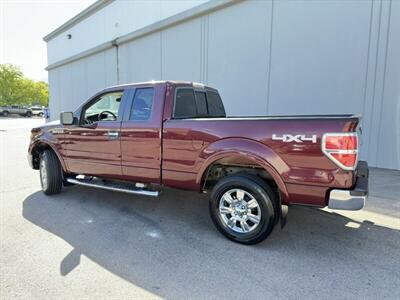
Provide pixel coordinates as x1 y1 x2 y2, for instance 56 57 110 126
0 64 48 106
0 64 24 105
30 81 49 106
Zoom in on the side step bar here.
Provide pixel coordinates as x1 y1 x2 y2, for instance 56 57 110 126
66 178 159 197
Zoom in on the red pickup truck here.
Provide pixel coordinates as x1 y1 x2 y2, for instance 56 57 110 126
28 81 369 244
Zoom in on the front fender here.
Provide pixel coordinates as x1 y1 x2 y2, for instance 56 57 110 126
196 138 289 201
29 139 67 172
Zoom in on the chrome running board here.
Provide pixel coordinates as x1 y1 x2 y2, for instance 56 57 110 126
66 178 159 197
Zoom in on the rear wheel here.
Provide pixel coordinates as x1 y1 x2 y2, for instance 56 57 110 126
209 174 277 244
2 111 9 117
39 150 63 195
26 111 32 117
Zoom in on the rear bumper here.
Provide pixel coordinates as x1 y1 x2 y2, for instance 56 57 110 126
328 161 369 210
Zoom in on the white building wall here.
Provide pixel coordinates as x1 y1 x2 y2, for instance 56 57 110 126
161 18 202 82
46 0 400 170
48 48 117 118
119 33 162 83
207 0 272 116
268 0 371 115
367 0 400 169
46 0 208 65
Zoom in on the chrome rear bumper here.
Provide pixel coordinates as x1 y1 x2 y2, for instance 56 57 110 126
328 161 369 211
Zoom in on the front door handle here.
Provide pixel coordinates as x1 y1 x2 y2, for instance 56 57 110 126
104 131 119 140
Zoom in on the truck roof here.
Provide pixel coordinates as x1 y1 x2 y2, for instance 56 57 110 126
104 80 214 91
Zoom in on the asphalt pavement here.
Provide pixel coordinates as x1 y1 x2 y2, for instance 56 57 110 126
1 118 399 299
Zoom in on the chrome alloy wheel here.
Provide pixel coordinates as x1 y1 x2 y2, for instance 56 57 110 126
39 158 48 188
218 189 261 233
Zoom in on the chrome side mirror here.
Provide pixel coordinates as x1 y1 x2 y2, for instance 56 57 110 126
60 112 74 125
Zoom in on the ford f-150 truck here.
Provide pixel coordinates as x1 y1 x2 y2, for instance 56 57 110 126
28 81 369 244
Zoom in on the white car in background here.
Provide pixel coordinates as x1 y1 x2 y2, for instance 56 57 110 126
30 106 45 117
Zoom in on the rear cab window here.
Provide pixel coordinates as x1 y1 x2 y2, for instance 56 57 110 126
194 91 208 116
173 87 225 119
174 88 197 118
206 91 225 117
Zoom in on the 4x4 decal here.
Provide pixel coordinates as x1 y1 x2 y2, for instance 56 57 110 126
272 134 317 143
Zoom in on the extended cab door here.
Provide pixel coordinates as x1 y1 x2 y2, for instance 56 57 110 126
162 86 226 190
64 90 128 178
120 85 165 184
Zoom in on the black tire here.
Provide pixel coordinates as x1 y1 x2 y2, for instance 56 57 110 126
26 111 32 117
39 150 63 195
209 174 278 245
38 112 44 117
2 111 9 117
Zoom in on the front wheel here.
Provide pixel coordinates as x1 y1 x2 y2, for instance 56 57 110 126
26 111 32 117
39 150 63 195
209 175 277 245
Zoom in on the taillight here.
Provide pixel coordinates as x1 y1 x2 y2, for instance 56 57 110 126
322 133 358 170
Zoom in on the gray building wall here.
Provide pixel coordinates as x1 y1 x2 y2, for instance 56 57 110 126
49 48 117 114
47 0 400 170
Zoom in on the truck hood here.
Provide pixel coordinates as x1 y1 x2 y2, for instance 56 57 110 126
42 120 60 127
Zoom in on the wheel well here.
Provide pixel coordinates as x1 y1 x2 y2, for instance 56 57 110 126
31 143 54 169
201 160 279 197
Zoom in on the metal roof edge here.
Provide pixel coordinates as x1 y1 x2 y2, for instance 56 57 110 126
45 0 241 71
43 0 115 42
45 40 115 71
116 0 240 45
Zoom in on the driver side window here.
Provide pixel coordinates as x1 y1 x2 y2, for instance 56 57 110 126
82 92 122 124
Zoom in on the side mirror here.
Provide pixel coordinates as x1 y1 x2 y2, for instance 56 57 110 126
60 112 74 125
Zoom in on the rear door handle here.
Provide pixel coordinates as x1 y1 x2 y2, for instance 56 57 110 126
104 131 119 140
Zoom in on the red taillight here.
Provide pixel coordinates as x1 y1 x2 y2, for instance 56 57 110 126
322 133 358 170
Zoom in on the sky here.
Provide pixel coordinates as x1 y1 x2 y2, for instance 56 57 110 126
0 0 96 82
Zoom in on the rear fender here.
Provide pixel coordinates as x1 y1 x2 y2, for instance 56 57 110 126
196 138 289 201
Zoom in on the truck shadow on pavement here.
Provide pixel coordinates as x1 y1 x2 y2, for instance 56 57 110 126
22 186 400 299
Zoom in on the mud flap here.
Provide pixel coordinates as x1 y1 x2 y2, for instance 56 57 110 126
280 204 288 228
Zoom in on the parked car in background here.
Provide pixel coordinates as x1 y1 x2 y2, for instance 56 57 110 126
30 106 45 117
28 81 369 244
0 105 32 117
